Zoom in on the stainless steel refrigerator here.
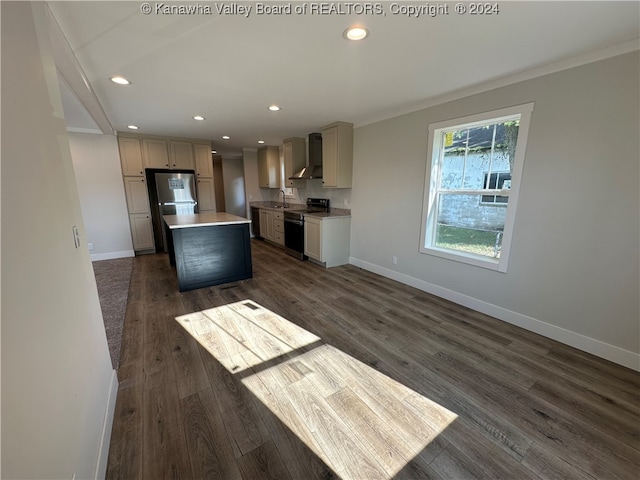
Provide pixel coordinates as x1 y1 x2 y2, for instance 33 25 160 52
155 172 198 215
155 172 198 251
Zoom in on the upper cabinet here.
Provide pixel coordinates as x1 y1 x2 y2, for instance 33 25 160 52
283 137 306 188
169 140 195 170
144 139 195 170
142 138 170 169
194 143 213 178
118 137 145 176
322 121 353 188
258 145 280 188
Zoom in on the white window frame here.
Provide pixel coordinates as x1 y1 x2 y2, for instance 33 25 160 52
419 103 534 273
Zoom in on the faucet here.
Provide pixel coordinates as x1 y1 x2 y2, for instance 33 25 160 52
280 189 287 208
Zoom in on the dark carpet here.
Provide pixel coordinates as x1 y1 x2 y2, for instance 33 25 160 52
92 256 134 369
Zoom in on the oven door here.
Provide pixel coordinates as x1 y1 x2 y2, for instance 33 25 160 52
284 217 306 260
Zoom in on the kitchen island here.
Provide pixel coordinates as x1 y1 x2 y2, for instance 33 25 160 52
164 212 252 291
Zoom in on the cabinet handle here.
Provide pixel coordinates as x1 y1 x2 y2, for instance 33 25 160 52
141 179 144 182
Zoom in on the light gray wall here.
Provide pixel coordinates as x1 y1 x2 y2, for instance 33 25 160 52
350 52 639 367
68 132 134 260
1 3 116 478
222 156 247 218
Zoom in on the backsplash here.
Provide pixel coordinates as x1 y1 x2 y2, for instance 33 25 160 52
271 179 352 209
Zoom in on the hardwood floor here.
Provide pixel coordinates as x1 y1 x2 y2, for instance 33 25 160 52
106 239 640 479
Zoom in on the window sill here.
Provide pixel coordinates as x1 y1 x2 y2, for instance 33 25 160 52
419 246 506 272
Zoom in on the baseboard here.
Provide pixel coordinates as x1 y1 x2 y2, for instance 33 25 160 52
349 257 640 371
94 369 119 479
90 250 135 261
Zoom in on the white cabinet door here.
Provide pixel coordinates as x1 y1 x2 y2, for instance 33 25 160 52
129 214 154 250
197 178 216 211
304 216 322 261
321 126 338 188
124 177 150 214
321 122 353 188
142 139 169 169
118 137 144 176
194 143 213 177
260 209 274 240
170 140 195 170
257 146 280 188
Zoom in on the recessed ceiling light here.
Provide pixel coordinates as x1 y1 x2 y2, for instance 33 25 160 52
111 76 131 85
127 125 139 130
222 135 230 140
343 26 369 41
268 105 281 112
193 115 205 121
258 140 265 144
211 150 217 154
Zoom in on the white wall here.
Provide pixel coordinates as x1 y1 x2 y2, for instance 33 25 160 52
350 52 639 369
1 3 117 478
243 147 266 209
221 156 247 218
68 132 134 260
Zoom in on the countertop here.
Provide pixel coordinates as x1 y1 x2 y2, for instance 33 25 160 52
250 202 351 218
164 212 251 229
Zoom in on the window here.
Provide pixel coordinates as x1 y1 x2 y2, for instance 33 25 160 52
481 172 511 204
420 103 534 272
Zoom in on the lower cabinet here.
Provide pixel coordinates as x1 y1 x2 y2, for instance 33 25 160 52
259 208 284 246
259 209 274 241
272 211 284 246
304 215 350 267
129 214 155 251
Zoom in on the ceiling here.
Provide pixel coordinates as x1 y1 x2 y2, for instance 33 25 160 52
49 1 639 156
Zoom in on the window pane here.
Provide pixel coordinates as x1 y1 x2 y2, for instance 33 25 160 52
435 194 506 258
441 122 515 191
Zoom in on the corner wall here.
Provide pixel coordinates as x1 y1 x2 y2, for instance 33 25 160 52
1 3 117 477
68 132 134 260
350 52 639 369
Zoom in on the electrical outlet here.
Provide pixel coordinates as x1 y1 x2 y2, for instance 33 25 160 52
392 256 398 265
88 243 94 251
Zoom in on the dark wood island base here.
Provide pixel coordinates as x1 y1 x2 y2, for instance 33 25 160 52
164 213 253 291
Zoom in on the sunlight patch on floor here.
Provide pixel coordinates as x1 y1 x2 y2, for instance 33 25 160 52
176 300 458 479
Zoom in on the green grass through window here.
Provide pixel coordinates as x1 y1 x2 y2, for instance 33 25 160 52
435 224 502 258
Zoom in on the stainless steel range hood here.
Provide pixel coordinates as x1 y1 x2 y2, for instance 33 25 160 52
289 132 322 180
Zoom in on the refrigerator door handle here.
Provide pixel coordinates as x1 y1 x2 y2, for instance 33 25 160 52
160 201 197 206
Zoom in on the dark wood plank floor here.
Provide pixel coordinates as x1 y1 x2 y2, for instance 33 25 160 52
106 239 640 479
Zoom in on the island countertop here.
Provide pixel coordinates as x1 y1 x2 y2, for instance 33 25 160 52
164 212 251 229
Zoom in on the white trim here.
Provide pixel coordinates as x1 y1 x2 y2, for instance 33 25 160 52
355 40 639 129
67 127 104 135
349 256 640 372
90 250 135 261
93 369 119 479
45 4 114 135
420 103 533 272
427 103 533 133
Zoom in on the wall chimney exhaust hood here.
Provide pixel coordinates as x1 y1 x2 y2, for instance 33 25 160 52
289 132 322 180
